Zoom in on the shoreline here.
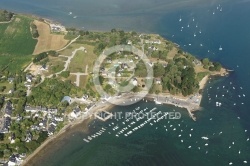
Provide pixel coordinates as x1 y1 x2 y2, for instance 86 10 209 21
21 94 132 166
21 69 230 165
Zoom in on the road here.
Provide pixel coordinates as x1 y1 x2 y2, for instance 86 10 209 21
56 35 81 52
70 72 88 87
57 47 86 75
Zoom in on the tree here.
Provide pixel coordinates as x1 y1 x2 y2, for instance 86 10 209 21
135 61 147 77
48 50 58 57
202 58 210 69
132 86 140 93
37 131 48 144
0 133 4 141
33 52 48 63
98 76 104 85
25 141 39 152
111 28 117 33
0 86 6 92
0 151 3 158
153 63 165 77
213 62 222 71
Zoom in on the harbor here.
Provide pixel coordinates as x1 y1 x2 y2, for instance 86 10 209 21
147 94 201 121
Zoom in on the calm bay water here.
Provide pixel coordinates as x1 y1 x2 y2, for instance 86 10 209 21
1 0 250 165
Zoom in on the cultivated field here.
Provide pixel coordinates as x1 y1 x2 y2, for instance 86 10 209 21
0 15 37 72
33 20 69 55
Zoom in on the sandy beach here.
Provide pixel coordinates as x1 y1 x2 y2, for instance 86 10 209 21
199 75 209 90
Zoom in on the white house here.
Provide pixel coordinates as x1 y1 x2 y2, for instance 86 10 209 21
70 107 81 119
55 117 64 122
132 78 138 86
155 78 161 84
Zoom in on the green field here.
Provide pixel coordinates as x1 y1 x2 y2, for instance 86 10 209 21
68 45 97 73
0 15 37 72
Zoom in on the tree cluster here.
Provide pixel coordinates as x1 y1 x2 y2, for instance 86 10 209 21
30 23 39 38
28 78 79 107
202 58 222 71
0 10 14 22
158 57 199 96
33 52 48 63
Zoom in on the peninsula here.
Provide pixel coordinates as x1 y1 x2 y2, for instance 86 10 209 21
0 10 228 165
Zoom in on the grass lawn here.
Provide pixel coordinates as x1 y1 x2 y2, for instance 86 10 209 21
166 47 178 60
0 15 37 72
59 43 84 56
68 74 76 84
0 82 12 94
47 56 65 75
68 44 97 73
196 72 210 82
79 75 88 88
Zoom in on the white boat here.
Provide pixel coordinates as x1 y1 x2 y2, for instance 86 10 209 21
220 8 222 12
194 33 196 37
68 12 72 15
154 96 162 105
73 16 77 19
179 16 182 22
83 138 89 143
219 45 223 51
201 136 209 140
